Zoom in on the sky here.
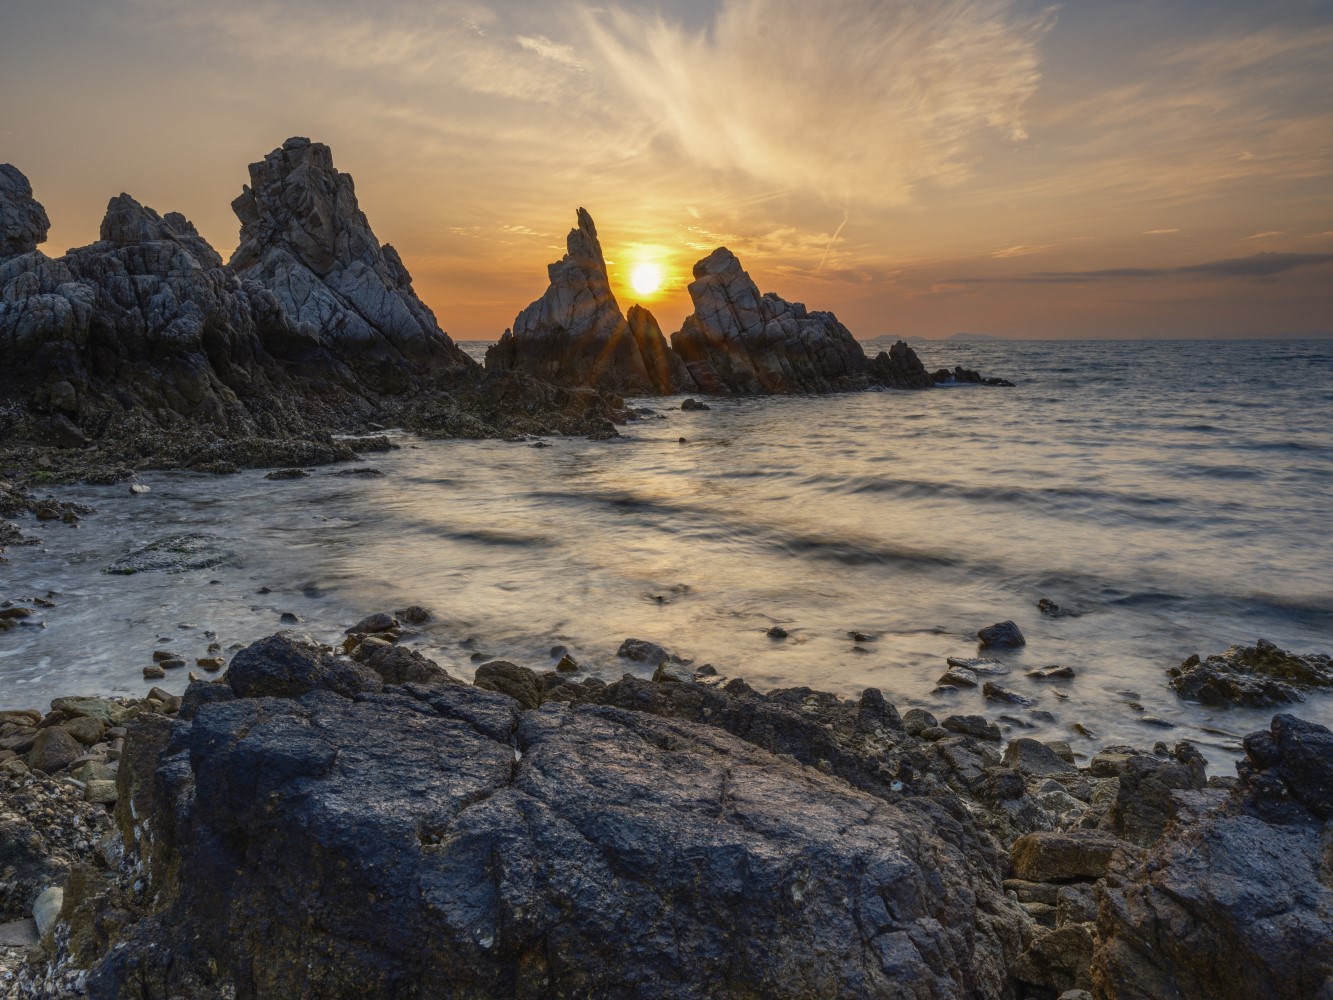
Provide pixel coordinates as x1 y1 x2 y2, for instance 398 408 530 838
3 0 1331 340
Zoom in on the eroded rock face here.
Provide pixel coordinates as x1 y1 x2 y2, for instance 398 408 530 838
869 339 936 389
1091 715 1333 999
0 163 51 259
671 248 872 394
229 137 474 391
1169 638 1333 707
75 639 1023 998
486 209 687 395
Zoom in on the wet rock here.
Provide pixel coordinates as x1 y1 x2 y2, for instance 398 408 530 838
27 728 83 775
396 605 431 625
365 645 451 687
652 662 694 685
902 709 937 736
946 656 1011 676
1002 738 1079 779
226 634 383 700
555 654 580 674
196 657 225 671
278 612 304 625
1010 830 1130 882
938 665 979 687
942 715 1001 741
765 625 788 639
77 680 1023 998
264 468 309 480
485 209 686 394
104 534 238 575
931 365 1015 388
867 340 935 389
1168 638 1333 707
1028 664 1075 679
680 397 710 411
982 682 1034 706
978 621 1025 649
671 248 872 395
472 660 542 710
347 612 397 635
617 637 672 666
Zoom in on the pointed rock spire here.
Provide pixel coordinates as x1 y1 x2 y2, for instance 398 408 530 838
485 208 688 395
228 137 473 387
0 164 51 259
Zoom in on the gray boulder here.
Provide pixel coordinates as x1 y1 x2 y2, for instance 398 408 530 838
485 208 687 395
670 248 872 395
1168 638 1333 707
80 680 1023 998
0 163 51 258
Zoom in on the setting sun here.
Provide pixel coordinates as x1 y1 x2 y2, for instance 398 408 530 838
630 262 664 297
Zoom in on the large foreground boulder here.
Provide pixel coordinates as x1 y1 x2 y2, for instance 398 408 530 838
229 137 474 392
1090 714 1333 999
485 208 687 395
670 247 872 394
72 666 1022 997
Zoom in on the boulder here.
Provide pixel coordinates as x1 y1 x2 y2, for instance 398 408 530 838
472 660 542 709
1010 830 1130 882
26 728 83 775
1168 639 1333 707
1002 738 1079 779
484 208 687 395
670 248 871 395
229 137 473 390
226 634 383 700
978 621 1026 649
80 682 1023 998
867 339 935 389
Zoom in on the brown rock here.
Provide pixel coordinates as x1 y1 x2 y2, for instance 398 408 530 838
1010 830 1132 882
27 727 83 774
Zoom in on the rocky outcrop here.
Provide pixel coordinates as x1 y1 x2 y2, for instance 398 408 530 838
229 137 474 392
69 636 1023 999
1091 714 1333 999
1169 638 1333 707
869 339 936 389
485 209 687 395
0 164 51 258
670 248 872 394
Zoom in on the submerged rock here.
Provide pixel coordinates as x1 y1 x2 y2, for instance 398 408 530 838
1168 639 1333 707
103 533 238 575
485 209 687 395
978 621 1026 649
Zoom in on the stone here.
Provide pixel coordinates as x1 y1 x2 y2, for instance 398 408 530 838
1013 923 1096 995
938 665 979 687
617 637 672 665
196 656 225 671
670 247 873 395
472 661 542 710
942 715 1001 741
1168 639 1333 707
27 728 85 775
902 709 937 736
1003 738 1079 778
945 657 1011 676
982 682 1033 706
264 468 309 480
652 662 695 685
396 605 431 625
49 698 134 726
32 886 63 938
485 209 687 395
79 679 1024 997
1110 750 1207 846
555 654 580 673
229 137 473 389
347 612 397 635
226 634 383 700
1010 830 1130 882
1028 664 1076 679
85 779 118 804
978 621 1025 649
58 715 106 746
766 625 789 639
867 339 935 389
680 397 710 411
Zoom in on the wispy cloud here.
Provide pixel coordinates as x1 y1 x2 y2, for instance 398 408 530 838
1144 228 1180 235
952 252 1333 284
584 0 1054 208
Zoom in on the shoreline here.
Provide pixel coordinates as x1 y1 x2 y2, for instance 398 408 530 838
1 613 1330 997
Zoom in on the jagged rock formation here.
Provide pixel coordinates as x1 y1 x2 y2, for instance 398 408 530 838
1169 639 1333 707
869 339 936 389
670 248 873 394
485 208 687 395
230 137 473 392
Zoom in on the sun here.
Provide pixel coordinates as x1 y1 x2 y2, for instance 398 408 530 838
630 262 664 297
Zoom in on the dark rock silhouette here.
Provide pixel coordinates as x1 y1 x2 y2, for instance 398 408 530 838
485 208 687 395
671 247 872 394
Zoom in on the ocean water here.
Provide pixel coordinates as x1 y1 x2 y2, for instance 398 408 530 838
3 338 1331 767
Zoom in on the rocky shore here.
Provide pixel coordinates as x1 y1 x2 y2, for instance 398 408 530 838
2 612 1329 999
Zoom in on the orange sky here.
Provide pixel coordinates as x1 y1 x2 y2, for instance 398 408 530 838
3 0 1331 340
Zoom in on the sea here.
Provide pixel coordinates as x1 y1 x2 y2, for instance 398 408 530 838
3 338 1331 768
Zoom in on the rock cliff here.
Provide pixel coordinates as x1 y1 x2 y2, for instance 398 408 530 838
485 208 687 395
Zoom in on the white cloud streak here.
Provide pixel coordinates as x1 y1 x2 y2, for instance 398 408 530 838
583 0 1054 207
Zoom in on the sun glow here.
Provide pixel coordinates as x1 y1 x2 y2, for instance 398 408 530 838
630 262 664 297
